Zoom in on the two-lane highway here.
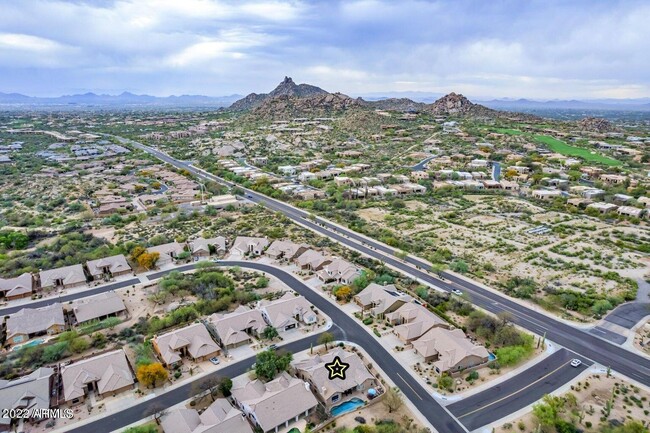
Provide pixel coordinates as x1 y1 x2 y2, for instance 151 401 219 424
117 135 650 388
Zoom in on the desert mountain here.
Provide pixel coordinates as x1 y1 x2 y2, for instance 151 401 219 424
230 77 328 111
577 116 615 133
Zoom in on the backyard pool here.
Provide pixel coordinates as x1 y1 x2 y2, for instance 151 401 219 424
12 338 45 351
488 352 497 361
330 397 365 417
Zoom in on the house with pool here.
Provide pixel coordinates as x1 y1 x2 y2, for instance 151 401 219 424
5 303 66 347
292 348 377 410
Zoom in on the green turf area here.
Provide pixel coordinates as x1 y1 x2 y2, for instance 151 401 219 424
494 128 525 135
532 135 622 166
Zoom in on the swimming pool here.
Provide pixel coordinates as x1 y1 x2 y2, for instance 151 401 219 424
330 397 365 417
488 352 497 361
12 338 45 351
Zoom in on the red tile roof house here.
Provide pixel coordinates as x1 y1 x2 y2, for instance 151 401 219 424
0 273 34 301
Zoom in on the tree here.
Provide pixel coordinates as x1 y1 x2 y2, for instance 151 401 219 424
450 259 469 274
431 263 446 277
69 337 89 354
137 363 168 388
383 387 404 413
532 395 564 426
137 252 160 270
437 374 454 391
192 377 220 402
262 326 279 340
130 245 146 261
219 377 233 397
334 285 352 302
255 349 293 381
318 332 334 350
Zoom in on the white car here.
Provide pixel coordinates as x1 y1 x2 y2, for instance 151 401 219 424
209 357 220 365
570 359 582 368
451 289 463 296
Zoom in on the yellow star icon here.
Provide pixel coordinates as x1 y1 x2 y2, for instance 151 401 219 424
325 355 350 380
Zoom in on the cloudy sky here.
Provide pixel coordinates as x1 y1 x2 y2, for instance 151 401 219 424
1 0 648 99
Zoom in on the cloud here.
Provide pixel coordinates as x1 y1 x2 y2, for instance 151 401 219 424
0 0 648 98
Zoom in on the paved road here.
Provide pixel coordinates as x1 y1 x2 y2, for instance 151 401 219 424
447 349 592 430
69 260 467 433
118 135 650 386
604 303 650 329
68 331 330 433
589 326 628 344
0 278 140 316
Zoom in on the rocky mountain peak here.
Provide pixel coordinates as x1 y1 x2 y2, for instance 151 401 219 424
577 116 614 133
230 76 328 111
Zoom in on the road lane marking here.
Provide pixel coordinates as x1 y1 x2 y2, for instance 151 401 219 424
456 359 574 418
397 373 423 400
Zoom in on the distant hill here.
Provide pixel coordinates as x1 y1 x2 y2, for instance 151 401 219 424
230 76 328 111
0 91 242 107
480 98 650 111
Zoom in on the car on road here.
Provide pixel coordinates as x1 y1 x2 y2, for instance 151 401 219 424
269 344 278 350
355 417 366 424
209 357 220 365
451 289 463 296
570 359 582 368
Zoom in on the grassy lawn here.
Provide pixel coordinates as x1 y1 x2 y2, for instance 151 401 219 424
533 135 622 166
494 128 525 135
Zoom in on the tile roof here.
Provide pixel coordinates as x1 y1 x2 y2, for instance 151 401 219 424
70 291 127 324
39 264 86 288
209 306 266 347
161 398 253 433
154 323 221 365
0 367 53 414
61 350 134 402
0 272 33 297
232 372 318 432
412 327 489 371
86 254 131 277
6 303 65 339
293 349 375 401
258 293 316 329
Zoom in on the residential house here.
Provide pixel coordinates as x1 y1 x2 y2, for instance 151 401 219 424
61 349 135 405
0 367 54 430
587 202 618 214
147 241 185 266
265 240 309 261
0 273 33 300
231 237 269 256
353 283 413 318
294 249 332 271
293 349 376 407
600 174 627 184
317 258 361 284
617 206 644 218
190 236 227 258
258 293 317 331
531 190 562 201
231 372 319 433
39 264 87 290
86 254 132 280
412 327 489 375
385 303 449 343
161 398 254 433
153 323 221 368
208 306 267 349
69 291 127 326
6 303 66 346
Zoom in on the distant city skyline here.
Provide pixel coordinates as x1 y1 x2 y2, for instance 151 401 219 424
1 0 648 99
